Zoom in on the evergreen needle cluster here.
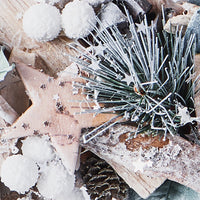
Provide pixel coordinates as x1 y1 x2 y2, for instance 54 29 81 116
70 11 198 143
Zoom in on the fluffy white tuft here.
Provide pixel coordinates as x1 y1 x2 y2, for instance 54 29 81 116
61 0 96 39
1 155 39 194
22 136 54 163
37 162 75 199
23 4 61 42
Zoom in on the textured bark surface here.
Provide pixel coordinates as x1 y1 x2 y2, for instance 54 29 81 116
81 124 200 197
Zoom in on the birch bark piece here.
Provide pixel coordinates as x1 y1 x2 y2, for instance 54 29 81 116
81 125 167 199
81 124 200 198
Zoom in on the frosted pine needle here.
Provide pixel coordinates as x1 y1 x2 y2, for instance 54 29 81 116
69 12 198 143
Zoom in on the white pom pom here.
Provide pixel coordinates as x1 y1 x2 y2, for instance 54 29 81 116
1 155 39 194
61 0 96 39
23 4 61 42
22 136 54 163
37 162 75 199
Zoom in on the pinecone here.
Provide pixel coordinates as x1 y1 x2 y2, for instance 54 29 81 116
79 152 129 200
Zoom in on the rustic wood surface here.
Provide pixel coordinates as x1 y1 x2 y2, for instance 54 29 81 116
81 124 200 197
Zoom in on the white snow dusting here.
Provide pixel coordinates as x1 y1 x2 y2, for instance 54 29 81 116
177 105 200 125
100 2 126 28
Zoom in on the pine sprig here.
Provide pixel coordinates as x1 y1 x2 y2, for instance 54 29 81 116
69 11 198 143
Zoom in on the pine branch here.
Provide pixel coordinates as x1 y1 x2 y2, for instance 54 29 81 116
69 9 197 143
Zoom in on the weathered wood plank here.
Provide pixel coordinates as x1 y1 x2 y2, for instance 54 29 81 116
81 124 200 197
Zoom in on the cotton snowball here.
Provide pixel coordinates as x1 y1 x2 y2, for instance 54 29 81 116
37 162 75 199
23 4 61 42
61 0 96 39
22 136 54 163
1 155 39 194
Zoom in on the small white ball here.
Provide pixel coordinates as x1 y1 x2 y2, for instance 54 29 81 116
22 136 54 163
23 4 61 42
61 0 96 39
37 162 75 199
1 155 39 194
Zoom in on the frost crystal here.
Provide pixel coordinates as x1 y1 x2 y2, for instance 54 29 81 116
22 136 54 163
1 155 39 194
61 0 96 39
23 4 61 42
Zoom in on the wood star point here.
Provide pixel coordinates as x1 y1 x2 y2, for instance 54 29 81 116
2 63 115 174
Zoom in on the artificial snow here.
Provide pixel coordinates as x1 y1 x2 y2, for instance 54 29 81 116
61 0 96 39
1 155 39 194
23 4 61 42
177 105 200 125
132 157 153 173
22 136 54 163
37 161 75 199
100 2 126 28
57 63 79 78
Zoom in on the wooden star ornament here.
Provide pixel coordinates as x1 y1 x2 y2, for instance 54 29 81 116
1 63 115 174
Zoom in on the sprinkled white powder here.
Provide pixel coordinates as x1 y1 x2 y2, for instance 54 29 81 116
100 2 126 28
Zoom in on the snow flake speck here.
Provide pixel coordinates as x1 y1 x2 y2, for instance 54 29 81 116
132 157 153 173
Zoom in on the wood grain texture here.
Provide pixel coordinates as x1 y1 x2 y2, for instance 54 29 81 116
81 124 200 198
